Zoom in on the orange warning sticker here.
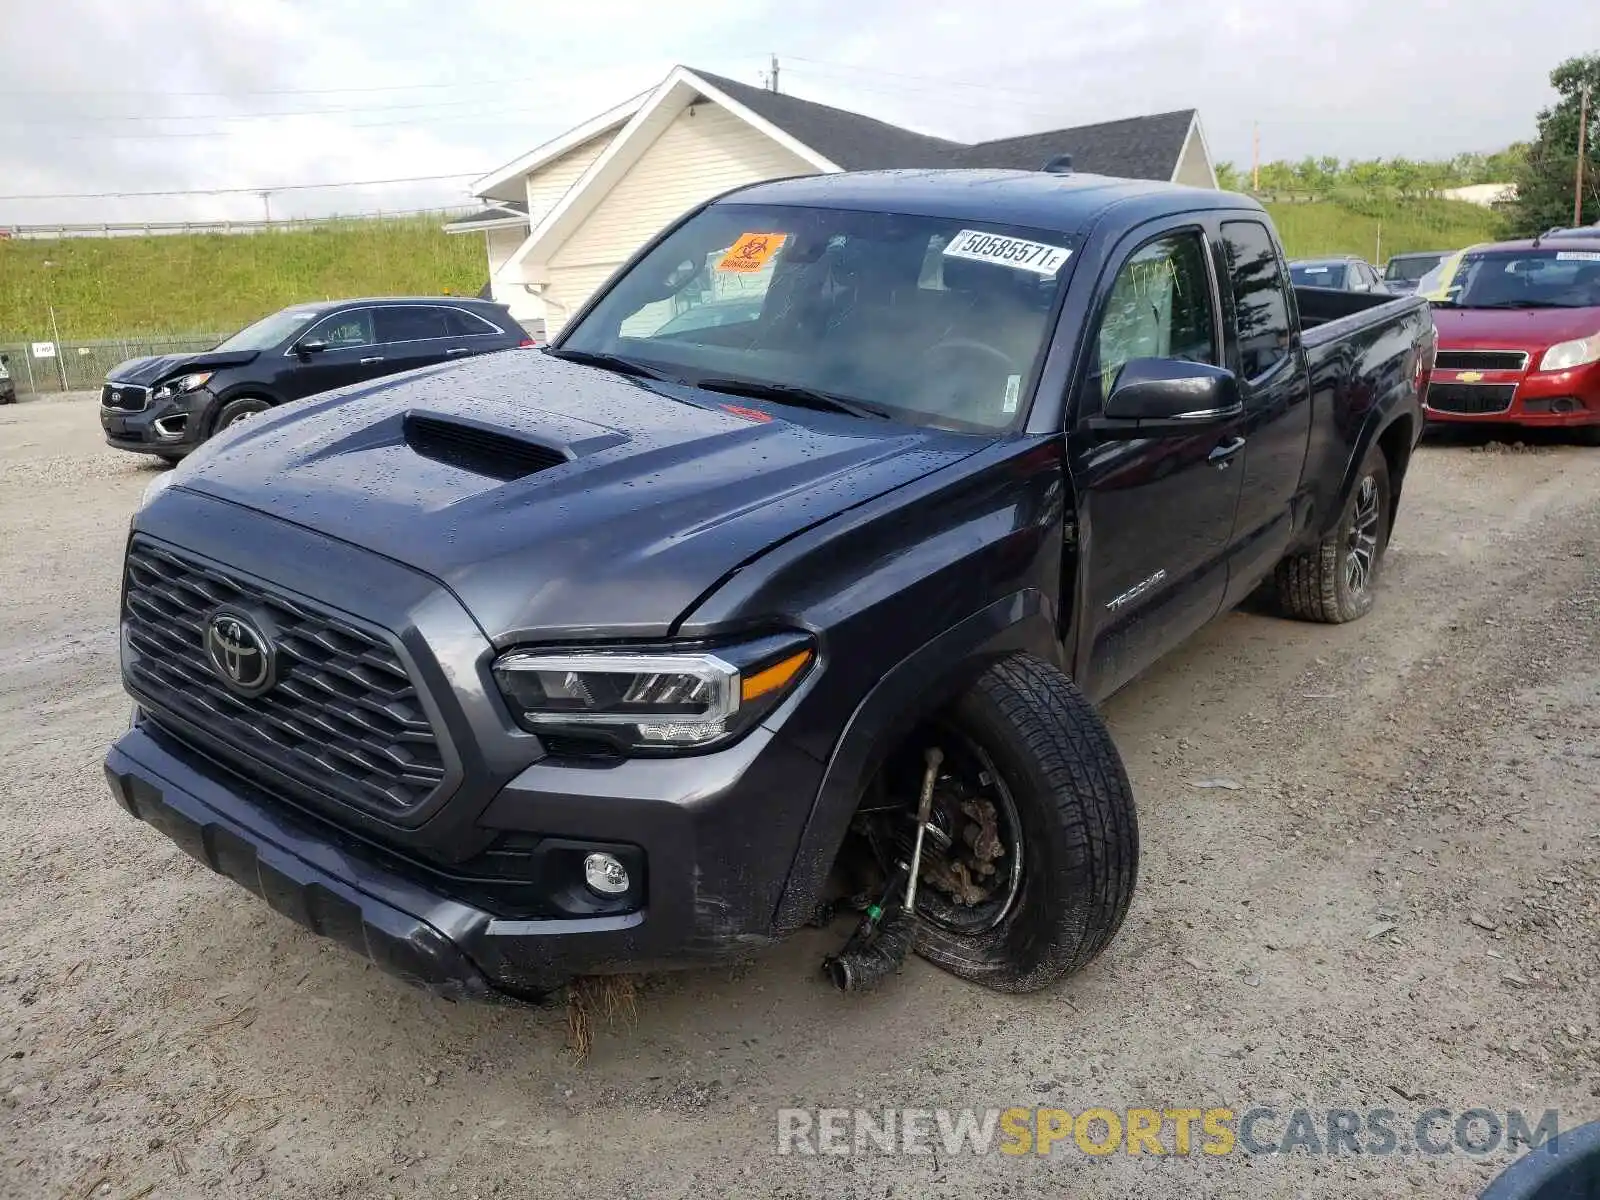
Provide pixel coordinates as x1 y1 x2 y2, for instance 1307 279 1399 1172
717 232 787 273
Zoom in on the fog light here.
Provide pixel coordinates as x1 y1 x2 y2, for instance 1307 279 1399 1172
583 852 630 896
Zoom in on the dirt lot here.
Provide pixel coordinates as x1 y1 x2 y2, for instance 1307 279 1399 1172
2 394 1597 1199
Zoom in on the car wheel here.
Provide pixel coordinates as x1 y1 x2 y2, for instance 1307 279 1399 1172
213 397 271 433
1276 446 1391 623
897 653 1139 992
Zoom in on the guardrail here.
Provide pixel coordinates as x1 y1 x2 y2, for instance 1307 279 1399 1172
0 210 474 240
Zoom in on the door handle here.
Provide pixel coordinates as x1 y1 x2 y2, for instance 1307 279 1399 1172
359 356 385 365
1208 435 1246 466
445 347 473 356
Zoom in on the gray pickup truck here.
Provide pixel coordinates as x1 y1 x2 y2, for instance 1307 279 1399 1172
106 170 1434 1001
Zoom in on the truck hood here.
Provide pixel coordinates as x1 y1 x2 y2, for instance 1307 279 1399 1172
1432 305 1600 350
109 349 260 385
168 351 983 640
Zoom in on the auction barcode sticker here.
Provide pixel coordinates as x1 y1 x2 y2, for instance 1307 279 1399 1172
944 229 1072 275
1556 251 1600 262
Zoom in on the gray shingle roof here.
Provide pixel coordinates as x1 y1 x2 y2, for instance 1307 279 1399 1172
691 69 1195 181
693 71 966 170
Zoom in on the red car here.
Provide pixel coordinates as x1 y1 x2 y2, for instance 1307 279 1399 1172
1426 236 1600 443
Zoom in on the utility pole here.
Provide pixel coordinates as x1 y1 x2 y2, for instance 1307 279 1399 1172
1251 122 1260 193
770 53 780 94
1577 84 1591 227
41 259 67 391
259 190 273 223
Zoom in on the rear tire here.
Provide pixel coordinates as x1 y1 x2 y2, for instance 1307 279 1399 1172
911 653 1138 992
1276 447 1391 623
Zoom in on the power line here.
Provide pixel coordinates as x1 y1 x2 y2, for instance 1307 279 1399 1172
0 74 547 99
11 104 558 142
0 171 487 201
10 92 546 125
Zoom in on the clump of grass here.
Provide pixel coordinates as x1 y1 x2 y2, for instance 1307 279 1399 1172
565 975 639 1060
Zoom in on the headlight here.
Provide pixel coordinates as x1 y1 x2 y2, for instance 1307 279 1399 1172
1538 333 1600 372
138 468 178 510
152 371 214 400
492 632 815 755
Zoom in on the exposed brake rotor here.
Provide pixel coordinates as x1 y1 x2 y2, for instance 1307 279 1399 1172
917 781 1007 908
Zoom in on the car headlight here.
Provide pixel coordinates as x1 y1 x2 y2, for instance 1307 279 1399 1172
139 467 178 510
492 632 815 755
1538 333 1600 372
152 371 214 400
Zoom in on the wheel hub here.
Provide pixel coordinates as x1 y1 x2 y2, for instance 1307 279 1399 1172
1345 473 1380 594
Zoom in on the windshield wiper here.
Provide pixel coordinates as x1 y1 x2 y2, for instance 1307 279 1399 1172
545 347 673 380
693 377 890 420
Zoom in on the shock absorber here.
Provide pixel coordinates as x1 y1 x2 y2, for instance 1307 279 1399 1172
824 746 944 992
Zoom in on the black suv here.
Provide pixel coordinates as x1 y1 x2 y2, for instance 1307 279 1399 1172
100 297 530 459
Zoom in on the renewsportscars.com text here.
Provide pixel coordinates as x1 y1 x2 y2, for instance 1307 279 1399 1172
776 1106 1561 1158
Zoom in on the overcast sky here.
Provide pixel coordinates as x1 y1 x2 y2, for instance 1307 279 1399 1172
2 0 1596 225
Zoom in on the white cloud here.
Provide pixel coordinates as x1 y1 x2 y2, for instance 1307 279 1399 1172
1 0 1595 223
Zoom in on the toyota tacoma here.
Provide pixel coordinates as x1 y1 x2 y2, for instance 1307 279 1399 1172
105 170 1434 1000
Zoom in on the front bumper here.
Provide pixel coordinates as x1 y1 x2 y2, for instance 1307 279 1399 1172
1424 359 1600 427
101 387 213 454
107 707 825 999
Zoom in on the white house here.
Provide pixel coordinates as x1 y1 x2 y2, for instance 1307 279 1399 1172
446 65 1217 336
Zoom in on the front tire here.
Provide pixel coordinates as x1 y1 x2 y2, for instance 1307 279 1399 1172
911 653 1139 992
212 396 271 434
1276 447 1391 623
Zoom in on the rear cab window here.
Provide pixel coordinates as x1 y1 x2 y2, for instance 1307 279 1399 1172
559 204 1079 432
1221 221 1294 379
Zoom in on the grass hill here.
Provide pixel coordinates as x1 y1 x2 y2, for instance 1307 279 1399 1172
0 215 485 341
0 198 1505 343
1264 195 1503 260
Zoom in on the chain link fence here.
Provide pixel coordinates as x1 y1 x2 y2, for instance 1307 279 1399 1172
0 334 227 395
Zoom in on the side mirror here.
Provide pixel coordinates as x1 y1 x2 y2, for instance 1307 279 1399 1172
1090 358 1243 438
294 339 328 358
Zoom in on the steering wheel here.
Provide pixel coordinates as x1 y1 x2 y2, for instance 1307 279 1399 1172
920 338 1020 422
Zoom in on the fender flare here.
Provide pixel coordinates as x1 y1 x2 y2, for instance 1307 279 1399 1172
770 588 1058 933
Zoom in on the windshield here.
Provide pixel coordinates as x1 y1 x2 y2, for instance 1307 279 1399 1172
557 203 1076 431
1290 263 1348 288
1385 253 1445 282
1440 248 1600 308
214 307 321 352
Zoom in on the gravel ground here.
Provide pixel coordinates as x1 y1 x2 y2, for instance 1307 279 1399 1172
2 394 1598 1199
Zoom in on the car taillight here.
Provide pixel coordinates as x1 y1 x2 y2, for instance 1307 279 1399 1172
517 337 535 348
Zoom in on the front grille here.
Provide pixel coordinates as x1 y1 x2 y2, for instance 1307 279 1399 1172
1426 383 1517 415
123 539 447 817
1435 350 1529 372
102 383 149 411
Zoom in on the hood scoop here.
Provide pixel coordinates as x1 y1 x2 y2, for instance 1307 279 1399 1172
402 413 569 481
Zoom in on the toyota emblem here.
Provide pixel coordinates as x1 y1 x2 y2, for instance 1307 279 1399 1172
204 608 276 698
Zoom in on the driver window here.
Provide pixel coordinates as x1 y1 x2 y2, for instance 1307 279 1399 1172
306 309 373 349
1095 231 1217 401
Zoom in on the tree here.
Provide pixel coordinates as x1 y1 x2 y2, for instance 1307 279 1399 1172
1502 53 1600 234
1215 162 1244 191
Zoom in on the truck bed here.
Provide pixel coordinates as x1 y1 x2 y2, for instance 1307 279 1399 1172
1294 286 1435 542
